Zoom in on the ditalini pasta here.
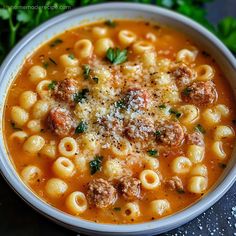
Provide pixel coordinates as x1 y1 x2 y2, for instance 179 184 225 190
4 19 236 224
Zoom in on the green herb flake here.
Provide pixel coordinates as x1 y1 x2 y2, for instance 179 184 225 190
183 87 192 96
68 54 75 59
83 64 91 80
10 121 22 131
43 62 49 69
48 80 57 90
104 19 116 27
195 124 206 134
176 189 185 194
89 156 103 175
43 57 57 68
50 38 63 47
155 130 162 137
169 108 181 118
113 207 121 211
147 149 158 157
92 77 99 84
176 112 181 118
158 104 166 109
73 88 89 103
115 99 126 109
218 163 227 169
49 57 57 65
75 121 88 134
106 48 127 65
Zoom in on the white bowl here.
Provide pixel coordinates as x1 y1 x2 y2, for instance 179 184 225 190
0 3 236 235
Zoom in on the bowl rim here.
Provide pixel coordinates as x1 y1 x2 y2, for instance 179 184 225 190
0 2 236 235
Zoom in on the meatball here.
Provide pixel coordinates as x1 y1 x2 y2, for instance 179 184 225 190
118 176 141 201
123 88 149 110
87 178 117 208
156 122 184 146
165 176 184 192
182 81 217 106
124 117 155 141
53 78 78 105
99 116 123 135
171 63 195 87
186 131 204 146
47 107 75 137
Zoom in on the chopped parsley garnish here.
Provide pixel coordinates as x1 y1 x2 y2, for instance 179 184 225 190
169 108 181 118
115 99 126 109
155 130 162 137
68 53 75 59
73 88 89 103
50 38 63 47
42 57 57 68
104 19 116 27
158 104 166 109
147 149 158 157
49 57 57 65
106 47 127 65
10 121 22 131
92 77 99 84
83 64 91 80
75 121 88 134
48 80 57 90
89 156 103 175
176 189 185 194
113 207 121 211
43 62 49 69
183 87 192 96
195 124 206 134
218 163 227 169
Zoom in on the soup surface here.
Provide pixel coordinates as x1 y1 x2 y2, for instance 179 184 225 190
4 20 236 224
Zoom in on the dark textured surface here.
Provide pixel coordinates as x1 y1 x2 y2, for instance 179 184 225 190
1 1 236 235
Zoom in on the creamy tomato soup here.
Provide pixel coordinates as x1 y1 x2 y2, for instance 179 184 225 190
3 20 236 224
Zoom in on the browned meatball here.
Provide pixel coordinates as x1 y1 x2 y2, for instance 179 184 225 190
186 131 204 146
53 78 78 105
124 117 155 141
182 81 217 106
165 176 184 192
99 116 123 135
118 176 141 201
171 63 195 87
87 178 117 208
123 88 149 110
47 107 75 137
156 122 184 146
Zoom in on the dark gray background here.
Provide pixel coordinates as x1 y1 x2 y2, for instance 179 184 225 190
0 0 236 235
